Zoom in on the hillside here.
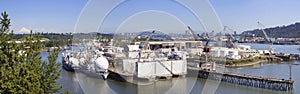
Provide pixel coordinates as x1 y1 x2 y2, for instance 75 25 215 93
241 22 300 38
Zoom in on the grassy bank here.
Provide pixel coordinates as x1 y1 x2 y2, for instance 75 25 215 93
225 56 267 65
190 55 267 65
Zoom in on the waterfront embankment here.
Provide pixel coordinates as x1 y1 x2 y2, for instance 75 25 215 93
225 60 267 67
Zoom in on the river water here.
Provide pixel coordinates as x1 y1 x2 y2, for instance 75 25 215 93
39 43 300 94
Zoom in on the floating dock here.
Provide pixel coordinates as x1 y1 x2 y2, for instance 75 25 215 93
188 66 294 91
107 68 135 82
107 59 187 83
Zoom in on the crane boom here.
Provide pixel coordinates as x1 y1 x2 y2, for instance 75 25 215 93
257 22 270 43
224 26 236 48
187 26 201 41
257 21 273 54
224 26 236 41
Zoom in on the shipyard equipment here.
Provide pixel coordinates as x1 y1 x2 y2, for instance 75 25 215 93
257 21 274 55
223 26 237 48
187 26 201 41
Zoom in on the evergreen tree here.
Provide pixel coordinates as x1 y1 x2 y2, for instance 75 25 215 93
0 11 61 93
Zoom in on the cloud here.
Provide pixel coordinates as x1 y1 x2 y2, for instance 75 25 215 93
18 27 31 33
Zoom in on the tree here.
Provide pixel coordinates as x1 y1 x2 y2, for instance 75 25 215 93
0 11 61 93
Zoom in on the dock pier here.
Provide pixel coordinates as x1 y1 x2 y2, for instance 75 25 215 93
275 54 300 61
266 56 283 61
188 67 294 91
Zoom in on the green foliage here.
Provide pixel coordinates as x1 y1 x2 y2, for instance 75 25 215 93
13 32 115 47
41 51 62 93
225 56 266 65
62 90 71 94
0 11 61 93
195 55 266 65
242 22 300 38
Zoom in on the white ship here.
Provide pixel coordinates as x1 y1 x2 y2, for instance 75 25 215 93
62 45 110 80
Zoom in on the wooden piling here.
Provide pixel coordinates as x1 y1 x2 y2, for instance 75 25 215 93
187 67 294 91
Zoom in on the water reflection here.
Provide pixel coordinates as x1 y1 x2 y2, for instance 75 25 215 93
58 70 83 94
76 72 116 94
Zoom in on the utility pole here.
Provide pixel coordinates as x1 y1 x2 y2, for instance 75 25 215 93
289 62 292 80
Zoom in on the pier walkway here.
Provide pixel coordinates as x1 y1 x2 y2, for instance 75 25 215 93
188 66 294 91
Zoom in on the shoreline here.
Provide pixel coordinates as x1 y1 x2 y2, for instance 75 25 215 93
225 60 267 67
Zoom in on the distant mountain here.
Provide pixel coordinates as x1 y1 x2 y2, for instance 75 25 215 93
241 22 300 38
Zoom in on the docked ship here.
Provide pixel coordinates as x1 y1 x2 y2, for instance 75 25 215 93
62 46 110 80
62 51 80 72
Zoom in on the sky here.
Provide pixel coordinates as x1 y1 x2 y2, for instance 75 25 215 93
0 0 300 34
210 0 300 32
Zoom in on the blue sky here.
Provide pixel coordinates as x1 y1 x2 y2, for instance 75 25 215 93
0 0 86 33
211 0 300 32
0 0 300 34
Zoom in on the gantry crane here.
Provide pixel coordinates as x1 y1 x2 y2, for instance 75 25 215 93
223 26 237 48
187 26 215 70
